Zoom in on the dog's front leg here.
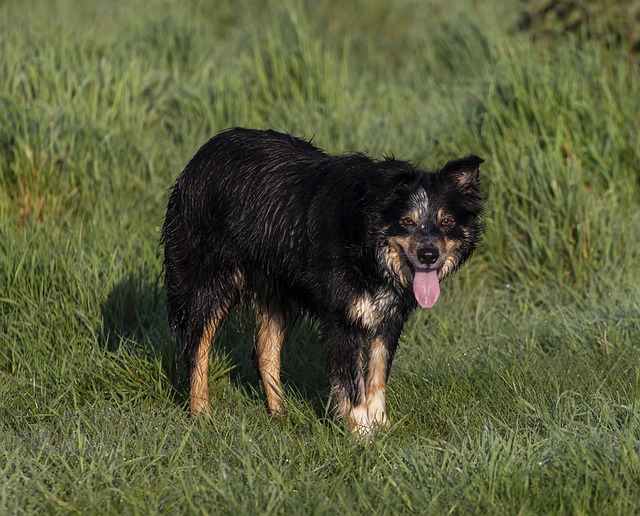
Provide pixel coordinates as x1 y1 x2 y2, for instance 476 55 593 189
365 335 397 430
321 322 372 433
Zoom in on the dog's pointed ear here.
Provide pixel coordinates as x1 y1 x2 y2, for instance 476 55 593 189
380 167 419 207
441 155 483 193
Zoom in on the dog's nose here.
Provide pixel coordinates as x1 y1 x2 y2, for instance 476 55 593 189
417 246 439 267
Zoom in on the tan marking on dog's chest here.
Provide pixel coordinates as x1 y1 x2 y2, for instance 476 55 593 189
348 290 397 331
348 294 378 329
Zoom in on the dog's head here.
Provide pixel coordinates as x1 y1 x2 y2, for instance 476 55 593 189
381 156 484 308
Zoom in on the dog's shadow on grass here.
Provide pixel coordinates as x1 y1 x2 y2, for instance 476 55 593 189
100 275 330 415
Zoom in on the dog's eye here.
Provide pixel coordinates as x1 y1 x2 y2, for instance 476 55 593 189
400 216 415 227
441 216 455 228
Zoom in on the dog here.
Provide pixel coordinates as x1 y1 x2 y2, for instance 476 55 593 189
162 128 484 432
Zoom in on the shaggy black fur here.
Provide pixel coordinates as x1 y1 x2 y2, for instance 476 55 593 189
162 127 484 431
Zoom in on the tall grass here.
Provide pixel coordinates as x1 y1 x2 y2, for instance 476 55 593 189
1 0 640 513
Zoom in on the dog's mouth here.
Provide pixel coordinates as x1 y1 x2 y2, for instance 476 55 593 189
412 267 440 308
389 241 443 308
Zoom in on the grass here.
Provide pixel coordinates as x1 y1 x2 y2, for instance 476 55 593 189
1 0 640 513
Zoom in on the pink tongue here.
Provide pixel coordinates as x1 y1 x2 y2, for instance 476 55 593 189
413 268 440 308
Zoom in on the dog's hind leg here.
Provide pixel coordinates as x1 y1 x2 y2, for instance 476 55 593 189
189 318 219 417
187 269 244 418
254 299 294 415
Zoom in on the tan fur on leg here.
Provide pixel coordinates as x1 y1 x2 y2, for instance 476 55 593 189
255 302 289 414
335 378 373 434
366 336 390 430
348 402 372 434
190 319 219 418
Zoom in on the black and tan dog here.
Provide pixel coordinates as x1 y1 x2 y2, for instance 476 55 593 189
162 128 484 432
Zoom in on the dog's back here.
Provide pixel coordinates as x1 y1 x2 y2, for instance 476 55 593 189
164 128 414 314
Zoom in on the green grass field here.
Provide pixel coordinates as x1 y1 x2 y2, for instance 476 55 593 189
2 0 640 513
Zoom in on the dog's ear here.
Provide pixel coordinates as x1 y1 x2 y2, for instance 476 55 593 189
380 162 420 205
441 155 483 194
